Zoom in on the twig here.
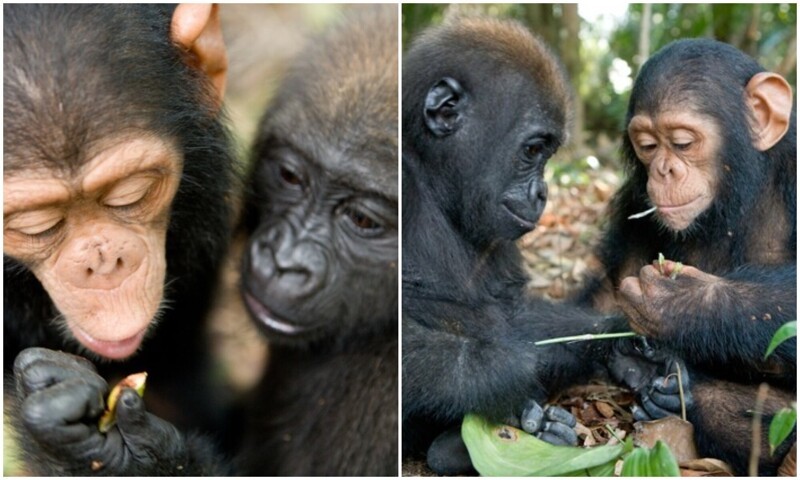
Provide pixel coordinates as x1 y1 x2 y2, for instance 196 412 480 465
534 331 637 346
749 383 770 476
675 365 686 421
628 206 657 219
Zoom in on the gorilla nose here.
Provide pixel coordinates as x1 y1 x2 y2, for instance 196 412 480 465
249 231 328 299
273 242 328 297
528 180 548 212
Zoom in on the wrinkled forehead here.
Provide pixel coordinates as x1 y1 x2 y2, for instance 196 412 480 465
318 149 398 201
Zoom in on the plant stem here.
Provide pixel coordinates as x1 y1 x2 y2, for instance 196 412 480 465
534 331 637 346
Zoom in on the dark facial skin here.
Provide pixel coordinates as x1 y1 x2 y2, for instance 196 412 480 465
418 70 565 247
242 142 398 342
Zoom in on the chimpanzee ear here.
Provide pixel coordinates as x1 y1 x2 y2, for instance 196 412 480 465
745 72 793 151
424 77 466 137
171 4 228 103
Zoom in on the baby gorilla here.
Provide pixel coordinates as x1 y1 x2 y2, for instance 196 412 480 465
236 5 399 476
402 16 623 475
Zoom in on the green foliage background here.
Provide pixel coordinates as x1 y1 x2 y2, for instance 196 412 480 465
403 3 797 170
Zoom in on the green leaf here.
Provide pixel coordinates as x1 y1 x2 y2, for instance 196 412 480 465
768 406 797 455
764 321 797 359
620 446 649 476
649 441 681 476
461 414 626 476
620 441 680 476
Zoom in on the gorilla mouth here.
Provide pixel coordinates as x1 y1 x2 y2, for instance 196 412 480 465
501 202 539 229
242 290 306 335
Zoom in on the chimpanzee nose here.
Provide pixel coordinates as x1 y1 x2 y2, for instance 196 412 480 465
57 231 145 290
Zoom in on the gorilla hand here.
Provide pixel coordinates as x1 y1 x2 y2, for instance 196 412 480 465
13 347 187 475
520 399 578 446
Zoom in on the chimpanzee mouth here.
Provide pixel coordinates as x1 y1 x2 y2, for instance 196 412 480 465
242 290 306 336
656 196 702 212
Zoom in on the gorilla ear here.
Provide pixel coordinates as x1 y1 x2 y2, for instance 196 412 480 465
745 72 792 151
424 77 466 137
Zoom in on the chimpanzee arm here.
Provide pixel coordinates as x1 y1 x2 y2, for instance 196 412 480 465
619 263 796 383
9 348 230 476
688 377 796 476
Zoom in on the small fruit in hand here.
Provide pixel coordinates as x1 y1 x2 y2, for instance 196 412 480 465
98 372 147 433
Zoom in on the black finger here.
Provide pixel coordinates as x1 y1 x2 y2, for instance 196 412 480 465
114 389 148 430
664 358 692 389
536 430 572 446
520 399 544 434
541 420 578 446
640 392 674 420
14 347 96 376
544 405 576 428
651 374 679 395
631 405 653 422
116 389 181 456
22 377 105 441
648 390 683 413
17 359 107 397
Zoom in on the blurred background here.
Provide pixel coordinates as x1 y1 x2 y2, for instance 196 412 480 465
403 3 797 300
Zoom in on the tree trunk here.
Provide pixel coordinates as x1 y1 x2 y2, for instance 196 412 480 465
561 4 583 151
637 3 652 72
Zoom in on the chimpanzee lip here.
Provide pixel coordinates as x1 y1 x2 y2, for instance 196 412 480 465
242 290 306 335
67 321 147 360
656 196 702 212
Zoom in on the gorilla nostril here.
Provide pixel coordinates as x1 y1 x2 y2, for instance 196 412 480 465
116 258 123 269
86 268 93 276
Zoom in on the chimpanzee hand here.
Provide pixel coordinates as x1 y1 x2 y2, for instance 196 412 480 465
13 347 187 475
520 400 578 446
609 341 694 421
618 260 722 338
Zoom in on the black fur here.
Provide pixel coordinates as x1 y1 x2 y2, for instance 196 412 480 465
581 39 796 475
401 17 623 465
4 5 235 474
236 6 398 475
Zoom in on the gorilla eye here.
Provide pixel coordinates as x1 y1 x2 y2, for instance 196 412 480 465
279 165 303 187
672 141 692 151
343 206 382 233
522 136 555 161
525 143 544 157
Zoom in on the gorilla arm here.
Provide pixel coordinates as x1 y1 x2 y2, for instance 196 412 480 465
402 297 622 422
